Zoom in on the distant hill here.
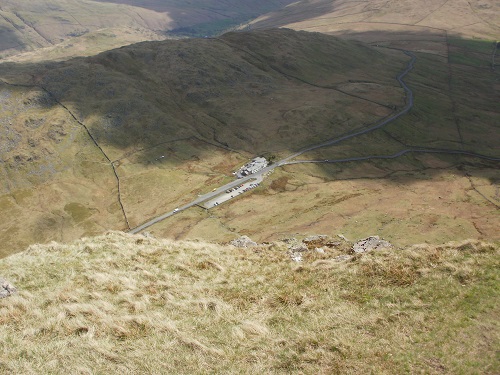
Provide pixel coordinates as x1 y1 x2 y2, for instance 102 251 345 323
245 0 500 43
0 231 498 373
0 0 295 60
0 0 170 59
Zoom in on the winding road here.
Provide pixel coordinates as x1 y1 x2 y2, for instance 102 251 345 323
129 50 498 234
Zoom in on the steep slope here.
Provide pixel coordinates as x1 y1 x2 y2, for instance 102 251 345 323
0 28 498 256
0 232 498 373
151 1 500 247
0 29 407 256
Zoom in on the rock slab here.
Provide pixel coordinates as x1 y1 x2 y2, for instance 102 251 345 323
0 277 16 298
230 236 257 248
352 236 392 254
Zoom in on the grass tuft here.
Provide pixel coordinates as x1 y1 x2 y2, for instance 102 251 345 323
0 232 497 373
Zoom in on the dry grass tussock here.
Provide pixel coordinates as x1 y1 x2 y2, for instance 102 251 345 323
0 232 498 374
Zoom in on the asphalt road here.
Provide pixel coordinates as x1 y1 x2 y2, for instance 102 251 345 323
129 174 264 234
203 175 263 209
129 50 497 234
276 51 416 165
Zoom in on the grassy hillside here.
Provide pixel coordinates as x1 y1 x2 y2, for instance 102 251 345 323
0 28 498 256
141 0 500 246
0 29 410 257
0 232 498 373
127 32 499 247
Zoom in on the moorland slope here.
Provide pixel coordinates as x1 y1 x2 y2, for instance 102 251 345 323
0 231 498 373
0 29 408 257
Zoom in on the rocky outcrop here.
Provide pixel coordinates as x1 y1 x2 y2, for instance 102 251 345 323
352 236 392 254
0 277 16 298
289 244 308 253
230 236 257 248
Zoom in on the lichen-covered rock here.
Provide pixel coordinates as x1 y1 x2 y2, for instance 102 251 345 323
230 235 257 248
289 244 308 253
352 236 392 254
0 277 16 298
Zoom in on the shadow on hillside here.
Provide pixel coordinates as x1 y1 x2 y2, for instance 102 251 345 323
0 30 498 185
0 25 25 54
91 0 297 30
